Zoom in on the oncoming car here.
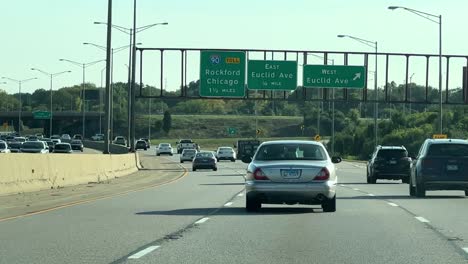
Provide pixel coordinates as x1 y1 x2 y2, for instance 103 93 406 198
242 140 341 212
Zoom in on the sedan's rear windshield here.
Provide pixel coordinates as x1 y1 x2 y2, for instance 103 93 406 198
22 142 44 149
55 144 71 150
377 149 407 159
184 149 196 154
160 144 170 147
255 144 327 161
427 144 468 157
196 152 214 158
219 147 233 152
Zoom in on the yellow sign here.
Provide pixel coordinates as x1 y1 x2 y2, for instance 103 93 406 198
433 134 447 139
314 134 321 141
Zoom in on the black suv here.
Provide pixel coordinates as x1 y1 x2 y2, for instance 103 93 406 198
367 146 411 184
409 139 468 197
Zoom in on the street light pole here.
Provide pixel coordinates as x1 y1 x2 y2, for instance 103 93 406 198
388 6 443 133
337 34 378 147
1 77 37 135
94 20 167 150
60 58 105 138
31 68 71 136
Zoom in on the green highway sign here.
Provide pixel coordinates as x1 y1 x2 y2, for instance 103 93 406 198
227 127 237 135
33 111 51 120
247 60 297 90
200 51 246 97
303 65 366 89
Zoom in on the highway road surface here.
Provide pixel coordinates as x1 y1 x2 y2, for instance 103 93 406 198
1 150 468 264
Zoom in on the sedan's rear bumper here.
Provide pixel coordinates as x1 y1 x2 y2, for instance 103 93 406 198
246 181 336 204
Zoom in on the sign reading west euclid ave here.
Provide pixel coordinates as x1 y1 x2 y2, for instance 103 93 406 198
303 65 366 89
199 51 246 97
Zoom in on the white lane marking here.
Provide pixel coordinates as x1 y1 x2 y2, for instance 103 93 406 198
367 194 375 196
128 246 160 259
353 188 360 191
339 184 346 187
224 202 233 207
462 248 468 254
194 217 210 224
387 202 399 207
237 193 244 197
415 216 430 223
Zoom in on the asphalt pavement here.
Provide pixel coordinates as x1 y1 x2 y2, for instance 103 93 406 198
1 152 467 264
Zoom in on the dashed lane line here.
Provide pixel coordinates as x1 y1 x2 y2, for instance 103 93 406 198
194 217 210 225
128 246 160 259
387 202 399 207
415 216 430 223
224 202 233 207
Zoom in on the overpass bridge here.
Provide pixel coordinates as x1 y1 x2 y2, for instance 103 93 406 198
0 111 104 137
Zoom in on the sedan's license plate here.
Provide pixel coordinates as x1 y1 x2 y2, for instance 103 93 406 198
389 160 397 165
447 165 458 171
281 169 301 179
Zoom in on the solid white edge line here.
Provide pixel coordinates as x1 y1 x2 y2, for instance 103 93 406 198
128 246 160 259
387 202 399 207
353 188 360 191
415 216 430 223
367 194 375 196
462 248 468 254
195 217 210 224
237 193 244 197
224 202 233 207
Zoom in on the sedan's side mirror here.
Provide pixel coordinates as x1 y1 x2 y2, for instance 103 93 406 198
241 156 252 163
331 156 342 164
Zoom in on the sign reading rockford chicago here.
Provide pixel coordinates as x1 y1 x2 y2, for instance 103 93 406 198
199 50 246 97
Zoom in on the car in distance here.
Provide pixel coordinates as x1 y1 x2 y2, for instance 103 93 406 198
0 140 11 153
180 148 197 163
139 138 151 148
51 138 62 145
73 134 83 140
242 140 342 212
51 134 61 140
61 134 71 142
135 140 148 151
70 140 84 152
409 139 468 197
156 143 173 156
42 138 55 152
192 151 217 171
53 143 73 153
27 135 39 141
367 145 411 184
113 136 127 146
14 137 26 143
216 146 236 162
91 133 104 141
7 141 22 153
20 141 49 153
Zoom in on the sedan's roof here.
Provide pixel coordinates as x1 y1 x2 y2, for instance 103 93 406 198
260 140 323 146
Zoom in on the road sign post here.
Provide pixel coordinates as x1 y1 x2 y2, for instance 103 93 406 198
248 60 297 90
303 65 366 89
200 51 246 97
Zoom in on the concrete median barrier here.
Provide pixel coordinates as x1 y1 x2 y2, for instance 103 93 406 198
0 153 139 196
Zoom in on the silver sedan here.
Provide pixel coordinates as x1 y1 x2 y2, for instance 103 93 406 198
242 140 341 212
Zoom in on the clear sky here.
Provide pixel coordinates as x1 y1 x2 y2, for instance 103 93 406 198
1 0 467 94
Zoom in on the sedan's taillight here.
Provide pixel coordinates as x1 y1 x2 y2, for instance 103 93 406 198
313 167 330 181
253 168 269 180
